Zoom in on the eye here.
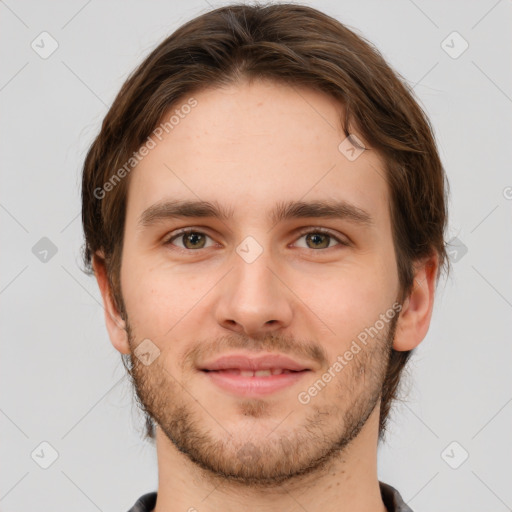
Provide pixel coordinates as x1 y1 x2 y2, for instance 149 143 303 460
164 229 216 250
293 228 348 250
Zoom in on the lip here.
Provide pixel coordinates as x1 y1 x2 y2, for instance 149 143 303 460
199 353 311 372
199 353 312 397
203 370 309 397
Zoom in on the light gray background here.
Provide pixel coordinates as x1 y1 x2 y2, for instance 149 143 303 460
1 0 511 511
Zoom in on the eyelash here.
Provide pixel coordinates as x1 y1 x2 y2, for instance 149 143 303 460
163 227 349 253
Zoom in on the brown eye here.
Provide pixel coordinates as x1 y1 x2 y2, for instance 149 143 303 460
166 230 214 250
304 232 331 249
295 228 348 250
182 232 207 249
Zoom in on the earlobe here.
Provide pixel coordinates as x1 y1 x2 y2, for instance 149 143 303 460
393 254 439 352
92 251 131 355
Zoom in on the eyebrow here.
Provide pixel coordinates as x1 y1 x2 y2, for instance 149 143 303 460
137 199 373 228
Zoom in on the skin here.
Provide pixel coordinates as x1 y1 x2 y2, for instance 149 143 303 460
93 79 438 512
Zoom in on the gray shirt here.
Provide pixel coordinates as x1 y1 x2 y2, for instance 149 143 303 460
126 481 413 511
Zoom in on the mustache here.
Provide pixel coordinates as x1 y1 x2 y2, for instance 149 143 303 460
183 332 329 371
124 322 329 374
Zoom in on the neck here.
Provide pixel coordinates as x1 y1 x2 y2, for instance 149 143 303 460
152 408 388 512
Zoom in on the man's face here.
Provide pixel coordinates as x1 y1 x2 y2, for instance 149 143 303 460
116 79 402 485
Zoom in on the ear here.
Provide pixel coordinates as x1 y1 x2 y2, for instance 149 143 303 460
393 253 439 352
92 251 131 355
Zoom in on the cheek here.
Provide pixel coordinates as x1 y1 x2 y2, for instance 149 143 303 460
120 256 167 334
297 261 396 346
120 256 207 338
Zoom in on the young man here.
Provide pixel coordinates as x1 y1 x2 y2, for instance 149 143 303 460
81 3 448 511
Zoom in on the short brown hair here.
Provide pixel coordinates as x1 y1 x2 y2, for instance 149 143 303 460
81 2 449 442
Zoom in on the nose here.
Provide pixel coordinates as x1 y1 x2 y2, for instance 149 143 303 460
214 249 294 338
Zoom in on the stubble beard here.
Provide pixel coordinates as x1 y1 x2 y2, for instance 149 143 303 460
123 317 397 488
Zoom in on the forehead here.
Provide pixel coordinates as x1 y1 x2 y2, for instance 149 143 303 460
125 79 389 226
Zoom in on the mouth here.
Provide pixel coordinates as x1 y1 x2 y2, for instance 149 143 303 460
198 353 312 396
199 353 311 372
202 368 303 377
